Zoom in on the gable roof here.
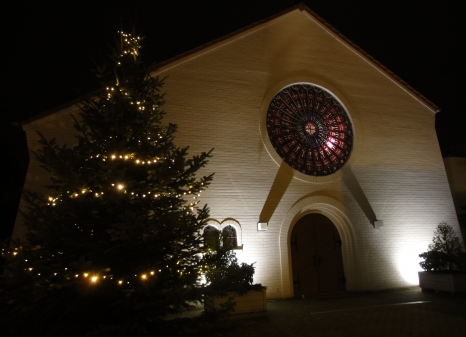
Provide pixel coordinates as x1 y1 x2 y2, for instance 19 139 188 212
19 3 438 126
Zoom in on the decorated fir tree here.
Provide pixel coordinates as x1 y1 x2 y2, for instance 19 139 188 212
1 31 214 336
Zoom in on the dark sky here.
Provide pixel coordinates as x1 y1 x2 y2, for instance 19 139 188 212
1 0 465 238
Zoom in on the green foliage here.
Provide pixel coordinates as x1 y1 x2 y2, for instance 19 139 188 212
419 222 466 272
203 234 263 296
1 30 215 336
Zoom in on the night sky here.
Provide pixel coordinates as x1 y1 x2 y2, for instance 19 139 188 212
1 0 465 238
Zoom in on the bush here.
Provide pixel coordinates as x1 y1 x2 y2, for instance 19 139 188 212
202 235 263 296
419 222 466 272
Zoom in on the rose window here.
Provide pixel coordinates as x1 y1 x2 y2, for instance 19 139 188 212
266 84 353 176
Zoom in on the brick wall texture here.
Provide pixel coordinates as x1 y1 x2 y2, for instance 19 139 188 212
14 8 460 298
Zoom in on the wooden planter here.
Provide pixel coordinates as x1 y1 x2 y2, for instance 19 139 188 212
418 271 466 294
204 288 267 318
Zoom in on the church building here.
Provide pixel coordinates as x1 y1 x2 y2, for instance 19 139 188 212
13 5 460 298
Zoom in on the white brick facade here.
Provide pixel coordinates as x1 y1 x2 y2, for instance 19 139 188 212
14 7 460 298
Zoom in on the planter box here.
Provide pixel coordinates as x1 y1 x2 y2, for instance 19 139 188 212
418 271 466 294
205 289 267 318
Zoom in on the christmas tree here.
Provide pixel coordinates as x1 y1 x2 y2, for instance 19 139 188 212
1 30 214 336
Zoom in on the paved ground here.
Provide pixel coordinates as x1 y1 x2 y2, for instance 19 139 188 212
221 287 466 337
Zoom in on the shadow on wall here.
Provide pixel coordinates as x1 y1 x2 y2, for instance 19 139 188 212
258 162 378 226
342 166 377 226
259 161 293 223
443 157 466 241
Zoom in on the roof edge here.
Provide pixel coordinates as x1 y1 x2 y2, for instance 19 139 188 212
298 4 438 112
147 4 303 73
19 2 438 125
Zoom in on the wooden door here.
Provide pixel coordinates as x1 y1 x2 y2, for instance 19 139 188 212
291 214 345 296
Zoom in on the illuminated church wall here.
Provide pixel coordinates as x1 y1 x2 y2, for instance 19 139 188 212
14 7 460 298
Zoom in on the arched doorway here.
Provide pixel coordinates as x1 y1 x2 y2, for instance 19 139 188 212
291 214 345 296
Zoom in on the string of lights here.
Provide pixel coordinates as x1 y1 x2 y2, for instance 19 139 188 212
2 31 213 328
2 246 207 286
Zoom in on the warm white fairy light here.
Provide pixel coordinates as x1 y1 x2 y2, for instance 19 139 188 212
28 47 207 285
21 264 166 287
56 178 205 204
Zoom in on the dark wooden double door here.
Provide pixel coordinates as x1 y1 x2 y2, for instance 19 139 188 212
291 214 345 296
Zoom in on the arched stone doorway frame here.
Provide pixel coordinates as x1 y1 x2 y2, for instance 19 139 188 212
278 195 360 297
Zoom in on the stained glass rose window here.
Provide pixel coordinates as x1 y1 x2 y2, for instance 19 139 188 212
266 84 352 176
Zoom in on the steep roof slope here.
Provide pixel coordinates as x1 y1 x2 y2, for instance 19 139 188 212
152 4 437 112
20 4 437 126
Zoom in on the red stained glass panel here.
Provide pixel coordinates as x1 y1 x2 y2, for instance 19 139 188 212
266 84 353 176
